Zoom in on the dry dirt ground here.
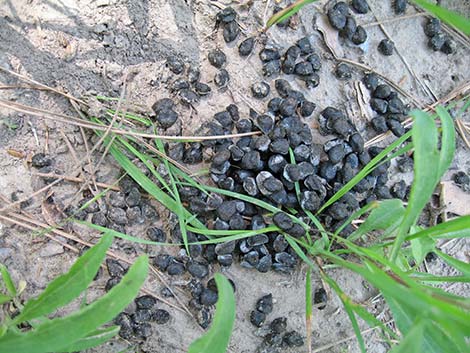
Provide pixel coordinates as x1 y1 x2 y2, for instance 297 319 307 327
0 1 469 353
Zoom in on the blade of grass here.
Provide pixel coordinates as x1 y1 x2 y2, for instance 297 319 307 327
0 256 148 353
388 318 424 353
265 0 316 30
318 130 412 214
390 111 441 262
436 106 456 176
435 250 470 276
413 0 470 35
188 273 235 353
57 326 120 353
0 264 16 297
305 268 313 353
13 234 113 324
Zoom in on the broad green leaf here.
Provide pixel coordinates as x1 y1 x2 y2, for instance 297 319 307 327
0 255 148 353
57 326 120 353
388 319 425 353
436 250 470 276
13 234 113 324
349 199 405 241
413 0 470 35
391 111 440 262
0 264 17 297
265 0 316 29
411 235 435 266
436 106 456 177
188 273 235 353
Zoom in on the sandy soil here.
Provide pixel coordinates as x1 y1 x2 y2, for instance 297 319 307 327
0 1 469 353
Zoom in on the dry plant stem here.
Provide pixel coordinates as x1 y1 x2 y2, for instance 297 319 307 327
0 210 190 315
456 119 470 148
368 3 436 103
312 320 394 352
0 66 87 105
361 12 426 27
0 98 260 141
33 172 121 191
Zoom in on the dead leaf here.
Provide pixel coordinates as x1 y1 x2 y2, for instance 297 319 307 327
6 149 25 159
441 181 470 216
41 193 66 227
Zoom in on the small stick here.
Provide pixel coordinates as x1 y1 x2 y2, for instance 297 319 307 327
361 13 426 27
32 172 121 191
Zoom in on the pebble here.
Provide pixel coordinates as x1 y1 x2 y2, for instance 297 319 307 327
223 21 239 43
214 69 230 87
335 63 352 80
167 259 185 276
424 18 441 37
394 0 407 14
351 26 367 44
283 331 304 347
351 0 369 14
155 109 178 129
378 39 394 56
135 295 157 310
31 153 52 168
208 49 226 68
251 82 271 99
250 310 266 327
106 259 127 278
270 317 287 334
167 56 184 74
152 309 171 324
314 288 327 309
107 207 128 225
239 37 255 56
187 261 209 279
200 288 218 306
257 255 272 272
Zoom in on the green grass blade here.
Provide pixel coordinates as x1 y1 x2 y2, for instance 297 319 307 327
388 319 425 353
436 106 456 177
0 264 16 297
435 250 470 276
265 0 316 29
410 235 435 266
13 234 113 324
390 111 440 262
188 273 235 353
57 326 120 353
155 138 190 254
107 140 205 230
349 199 405 242
0 293 11 305
0 256 148 353
321 274 366 353
413 0 470 35
318 130 412 214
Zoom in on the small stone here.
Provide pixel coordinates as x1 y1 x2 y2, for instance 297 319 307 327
146 227 166 242
363 73 379 91
300 100 316 117
251 82 270 99
167 259 185 276
257 255 272 272
352 0 369 14
429 33 446 51
351 25 367 44
335 63 352 80
275 252 296 267
217 201 238 222
294 62 314 76
262 60 281 77
250 310 266 327
340 16 357 40
270 317 287 334
107 207 127 225
441 38 456 54
215 240 236 255
273 234 288 253
208 49 226 68
328 8 347 30
273 212 293 231
424 18 441 38
370 98 388 114
134 323 152 338
259 48 281 62
378 39 394 56
217 7 237 23
31 153 52 168
239 37 255 56
167 56 184 74
391 180 407 199
297 36 314 55
125 187 141 207
135 295 157 310
106 259 126 278
394 0 407 14
217 254 233 266
187 65 200 83
283 331 304 347
200 288 218 306
247 234 269 247
187 261 209 279
371 116 388 133
256 293 273 314
223 21 239 43
387 119 405 137
156 109 178 129
91 212 108 227
152 98 174 113
194 82 211 96
214 69 230 87
152 309 170 324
